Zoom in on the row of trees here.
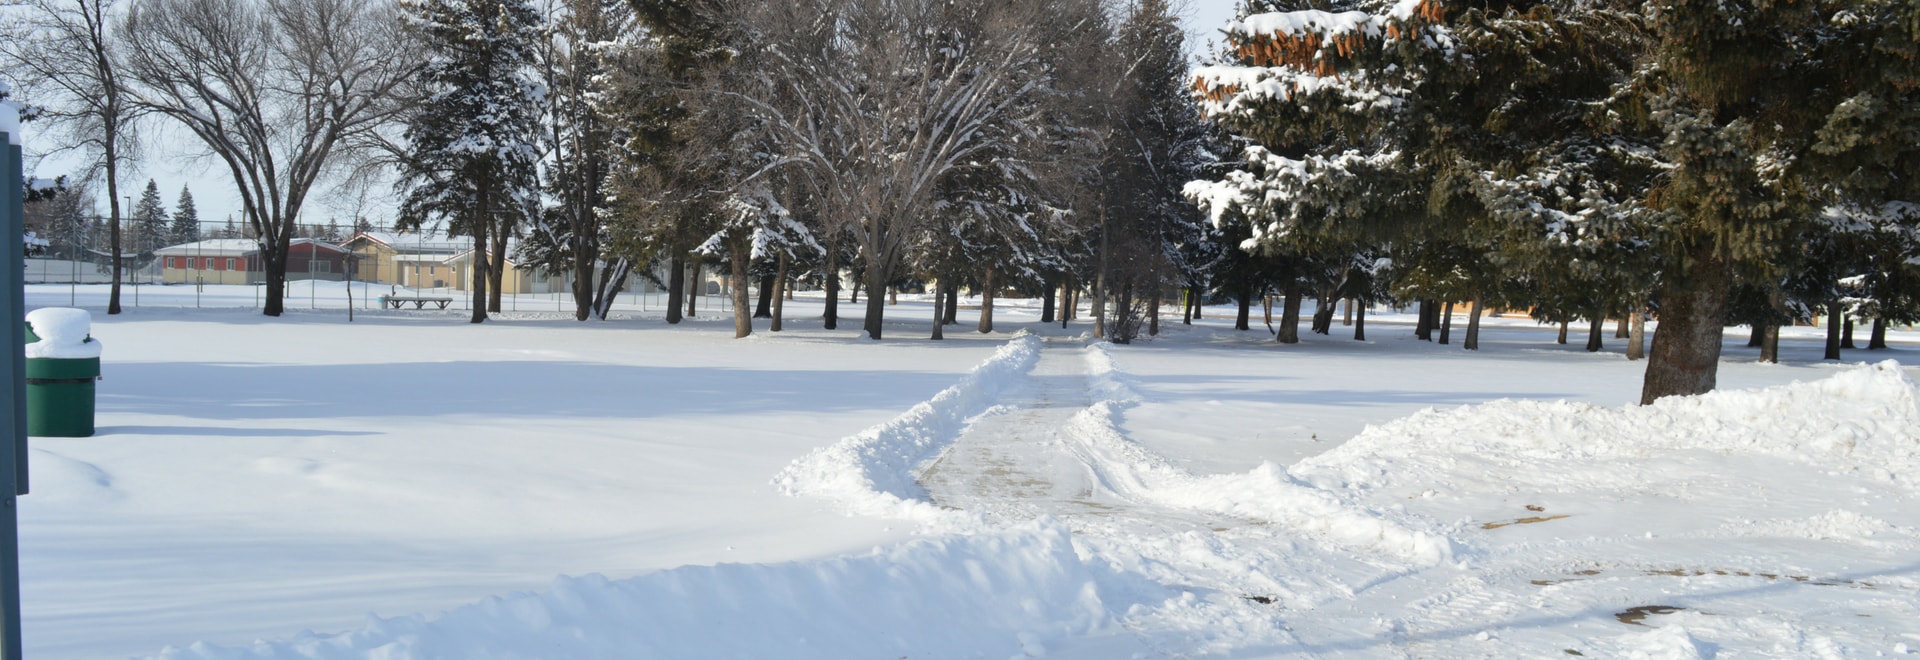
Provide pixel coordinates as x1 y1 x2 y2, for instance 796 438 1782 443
1188 0 1920 402
395 0 1220 333
3 0 1215 334
11 0 1913 404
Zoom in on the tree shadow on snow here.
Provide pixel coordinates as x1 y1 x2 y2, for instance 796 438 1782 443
96 361 964 422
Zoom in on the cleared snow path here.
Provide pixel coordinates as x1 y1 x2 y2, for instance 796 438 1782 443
913 338 1447 655
919 336 1114 520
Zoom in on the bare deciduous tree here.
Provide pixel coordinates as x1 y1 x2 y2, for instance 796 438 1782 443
733 0 1051 339
120 0 412 316
0 0 141 313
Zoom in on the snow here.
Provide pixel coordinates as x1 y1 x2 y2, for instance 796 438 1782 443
16 283 1920 658
23 307 101 359
1233 10 1379 40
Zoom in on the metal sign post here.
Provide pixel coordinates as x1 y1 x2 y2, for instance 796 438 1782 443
2 128 32 658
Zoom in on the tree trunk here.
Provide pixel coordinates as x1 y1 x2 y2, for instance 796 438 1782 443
1842 316 1856 349
1557 321 1569 345
488 220 508 313
1058 277 1072 325
1628 302 1647 360
1354 300 1367 341
823 243 840 329
1869 317 1888 349
1343 298 1354 326
1761 320 1780 363
1040 276 1056 323
943 280 958 325
930 285 944 340
1824 301 1843 360
684 260 698 318
978 267 995 333
107 169 124 315
1585 315 1603 352
1438 301 1454 345
1182 286 1195 324
770 254 787 332
591 258 630 321
1415 299 1434 341
1615 316 1630 339
1277 283 1302 344
731 243 751 338
754 270 775 318
849 275 860 304
468 227 489 324
1464 297 1483 350
1747 322 1766 348
862 259 887 339
1641 247 1734 404
888 286 897 306
1094 205 1108 339
1093 273 1107 339
1234 283 1252 331
666 252 684 324
572 237 594 323
1149 290 1161 336
1310 292 1332 335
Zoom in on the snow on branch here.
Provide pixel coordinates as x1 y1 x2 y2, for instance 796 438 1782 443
1183 145 1397 251
1194 1 1445 114
1191 64 1402 117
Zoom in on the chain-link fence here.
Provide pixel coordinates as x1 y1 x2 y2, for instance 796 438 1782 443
21 215 739 314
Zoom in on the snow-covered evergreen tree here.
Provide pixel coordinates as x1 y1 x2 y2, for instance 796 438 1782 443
130 178 167 256
168 185 199 245
396 0 545 323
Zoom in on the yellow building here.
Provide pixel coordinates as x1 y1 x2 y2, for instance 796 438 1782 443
442 249 566 294
338 231 468 286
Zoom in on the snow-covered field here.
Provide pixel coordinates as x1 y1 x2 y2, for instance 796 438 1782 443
19 283 1920 658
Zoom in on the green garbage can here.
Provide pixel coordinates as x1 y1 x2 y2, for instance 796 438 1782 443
25 356 98 437
23 308 102 437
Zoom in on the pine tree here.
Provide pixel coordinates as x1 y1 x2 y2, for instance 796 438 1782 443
168 185 199 245
396 0 545 323
130 178 168 256
1633 0 1920 401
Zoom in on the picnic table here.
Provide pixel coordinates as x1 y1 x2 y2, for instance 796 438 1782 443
381 295 454 310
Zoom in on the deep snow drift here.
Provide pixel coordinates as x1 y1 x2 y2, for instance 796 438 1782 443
17 283 1920 658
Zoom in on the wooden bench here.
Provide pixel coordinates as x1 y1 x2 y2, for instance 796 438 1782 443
381 295 454 310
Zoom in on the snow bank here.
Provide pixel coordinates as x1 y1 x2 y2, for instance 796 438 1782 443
1296 361 1920 491
152 522 1125 660
1064 343 1454 565
25 307 102 359
773 333 1042 521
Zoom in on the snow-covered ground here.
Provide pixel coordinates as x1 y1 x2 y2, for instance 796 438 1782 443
18 283 1920 658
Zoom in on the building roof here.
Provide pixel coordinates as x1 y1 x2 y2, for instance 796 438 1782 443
152 238 349 257
152 239 263 257
345 230 469 253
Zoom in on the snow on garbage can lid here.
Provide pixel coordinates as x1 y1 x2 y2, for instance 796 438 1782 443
25 308 103 359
